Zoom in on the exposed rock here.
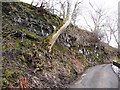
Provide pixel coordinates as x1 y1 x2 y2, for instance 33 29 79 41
2 2 117 89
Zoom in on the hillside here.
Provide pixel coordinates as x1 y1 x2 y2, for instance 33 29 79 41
2 2 117 89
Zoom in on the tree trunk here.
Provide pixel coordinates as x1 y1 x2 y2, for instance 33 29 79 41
44 0 77 52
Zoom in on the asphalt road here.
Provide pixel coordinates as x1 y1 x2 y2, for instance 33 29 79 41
70 64 119 88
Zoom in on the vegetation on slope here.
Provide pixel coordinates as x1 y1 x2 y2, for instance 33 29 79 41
2 2 117 89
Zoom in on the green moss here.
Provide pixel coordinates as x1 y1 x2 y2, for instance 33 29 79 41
53 20 66 34
43 37 50 45
17 29 41 41
2 78 8 89
87 47 93 51
50 15 61 26
15 41 20 48
2 44 7 50
3 71 21 85
113 57 120 62
19 55 25 61
23 39 31 46
18 55 28 66
38 15 45 21
3 71 14 78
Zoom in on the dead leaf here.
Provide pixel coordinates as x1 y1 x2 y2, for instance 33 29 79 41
19 77 29 90
7 40 14 49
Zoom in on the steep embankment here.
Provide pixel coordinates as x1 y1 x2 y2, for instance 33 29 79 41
2 2 117 89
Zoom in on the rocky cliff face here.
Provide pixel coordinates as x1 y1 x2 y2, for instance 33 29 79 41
2 2 117 89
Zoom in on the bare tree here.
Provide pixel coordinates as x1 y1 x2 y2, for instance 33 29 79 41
108 18 118 46
83 0 107 32
31 0 43 7
43 0 80 52
71 0 83 25
59 0 67 18
30 0 83 52
81 0 110 43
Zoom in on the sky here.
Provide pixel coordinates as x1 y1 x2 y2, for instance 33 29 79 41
20 0 119 10
20 0 120 48
76 0 119 48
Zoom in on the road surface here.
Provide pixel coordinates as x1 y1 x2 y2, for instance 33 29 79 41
70 64 119 88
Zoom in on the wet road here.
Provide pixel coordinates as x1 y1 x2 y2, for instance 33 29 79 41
71 64 119 88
